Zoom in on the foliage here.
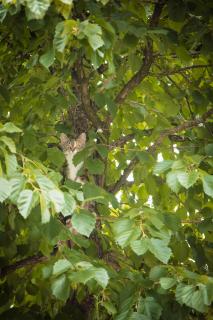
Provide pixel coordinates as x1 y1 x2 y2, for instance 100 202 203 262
0 0 213 319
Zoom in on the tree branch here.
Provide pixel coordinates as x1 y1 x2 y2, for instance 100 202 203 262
152 64 212 76
114 1 164 105
0 254 48 277
108 157 138 194
109 108 213 193
74 59 103 129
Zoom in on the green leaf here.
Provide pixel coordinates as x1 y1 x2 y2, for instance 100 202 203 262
160 277 176 290
177 171 198 189
40 193 51 223
9 175 26 204
0 122 22 133
175 284 207 313
48 189 65 213
88 34 104 51
17 189 34 218
101 301 117 315
79 21 104 51
138 297 162 320
61 192 76 217
153 160 173 174
149 266 168 281
35 173 56 192
53 20 77 52
148 238 172 264
26 0 51 20
71 209 96 237
53 259 73 276
166 171 181 193
69 266 109 289
0 178 11 202
40 47 55 69
0 6 7 23
5 153 18 176
51 274 70 301
202 175 213 198
112 218 140 248
85 158 105 175
0 136 16 153
47 147 65 168
131 239 149 255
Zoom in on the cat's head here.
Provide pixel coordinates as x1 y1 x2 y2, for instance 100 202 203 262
60 133 86 152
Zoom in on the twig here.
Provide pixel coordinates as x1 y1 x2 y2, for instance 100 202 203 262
152 64 212 76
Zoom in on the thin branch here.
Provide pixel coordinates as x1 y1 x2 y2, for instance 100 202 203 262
114 1 164 104
108 157 138 194
149 107 213 153
152 64 212 76
109 134 135 149
109 108 213 193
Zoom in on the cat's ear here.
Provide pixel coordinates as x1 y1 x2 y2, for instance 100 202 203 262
60 133 70 149
76 132 86 149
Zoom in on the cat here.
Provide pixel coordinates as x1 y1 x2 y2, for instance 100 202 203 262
60 132 86 182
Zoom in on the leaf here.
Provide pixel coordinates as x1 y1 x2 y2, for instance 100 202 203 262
69 266 109 288
40 193 51 223
160 277 176 290
35 173 56 192
47 147 65 169
112 218 140 248
177 171 198 189
5 153 18 176
48 189 65 213
101 301 117 315
51 274 70 301
0 6 7 23
88 34 104 51
175 284 207 313
0 178 11 202
71 209 96 237
166 171 181 193
9 175 26 204
148 238 172 264
61 192 76 217
40 47 55 69
0 122 22 133
138 297 162 320
79 21 104 51
149 266 168 281
202 175 213 198
53 20 77 52
26 0 51 20
85 158 105 175
17 190 34 218
0 136 16 153
131 239 149 255
153 160 173 174
53 259 73 276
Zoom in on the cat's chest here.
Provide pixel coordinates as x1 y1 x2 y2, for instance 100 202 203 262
65 150 83 181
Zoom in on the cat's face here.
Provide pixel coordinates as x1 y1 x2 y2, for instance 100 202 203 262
60 133 86 153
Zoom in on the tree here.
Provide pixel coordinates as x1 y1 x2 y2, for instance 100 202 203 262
0 0 212 319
